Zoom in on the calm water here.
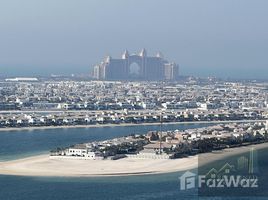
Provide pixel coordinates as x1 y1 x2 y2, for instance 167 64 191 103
0 123 211 161
0 123 267 200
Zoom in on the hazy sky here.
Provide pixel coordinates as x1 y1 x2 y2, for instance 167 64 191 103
0 0 268 78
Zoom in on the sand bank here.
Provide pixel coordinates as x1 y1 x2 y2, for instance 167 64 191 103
0 155 198 177
0 142 267 177
0 119 265 132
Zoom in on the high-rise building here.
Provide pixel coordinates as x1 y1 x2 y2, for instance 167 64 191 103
93 49 179 81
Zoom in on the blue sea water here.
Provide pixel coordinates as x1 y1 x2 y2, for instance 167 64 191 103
0 123 211 161
0 123 267 200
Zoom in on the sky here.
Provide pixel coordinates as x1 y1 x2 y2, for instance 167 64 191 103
0 0 268 79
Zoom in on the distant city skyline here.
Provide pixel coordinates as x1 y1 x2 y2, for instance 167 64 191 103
0 0 268 79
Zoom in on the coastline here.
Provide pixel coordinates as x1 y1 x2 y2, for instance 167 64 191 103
0 142 267 177
0 154 198 177
0 119 265 132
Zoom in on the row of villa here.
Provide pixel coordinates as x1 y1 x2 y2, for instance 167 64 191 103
50 121 268 160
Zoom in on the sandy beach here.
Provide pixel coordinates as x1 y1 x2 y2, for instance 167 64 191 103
0 119 265 132
0 142 267 177
0 155 198 177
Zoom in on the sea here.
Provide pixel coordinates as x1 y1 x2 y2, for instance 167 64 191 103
0 123 267 200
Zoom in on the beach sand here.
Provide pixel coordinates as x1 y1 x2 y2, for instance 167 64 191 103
0 142 267 177
0 119 265 132
0 155 198 177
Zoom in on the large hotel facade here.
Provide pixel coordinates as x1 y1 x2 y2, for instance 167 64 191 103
93 49 179 81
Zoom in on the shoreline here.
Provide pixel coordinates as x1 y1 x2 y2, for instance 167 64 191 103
0 154 198 177
0 142 267 177
0 119 265 132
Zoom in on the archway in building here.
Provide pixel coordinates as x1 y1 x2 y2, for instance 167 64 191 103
129 62 142 79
